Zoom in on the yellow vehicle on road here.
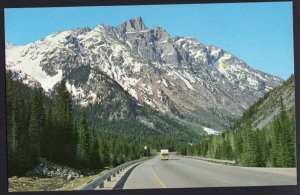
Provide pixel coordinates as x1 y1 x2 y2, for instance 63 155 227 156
160 149 169 160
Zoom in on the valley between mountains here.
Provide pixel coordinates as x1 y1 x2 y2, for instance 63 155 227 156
6 16 296 191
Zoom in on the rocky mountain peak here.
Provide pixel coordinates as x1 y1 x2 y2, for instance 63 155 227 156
152 26 170 40
6 17 284 133
117 16 148 32
72 27 91 35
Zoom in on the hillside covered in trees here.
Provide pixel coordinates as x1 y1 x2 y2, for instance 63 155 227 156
6 71 200 176
6 71 296 177
179 75 296 167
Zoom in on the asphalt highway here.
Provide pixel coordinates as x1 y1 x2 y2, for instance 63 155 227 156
121 154 297 189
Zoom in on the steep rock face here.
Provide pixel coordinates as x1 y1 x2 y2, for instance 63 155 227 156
5 16 283 132
249 76 295 130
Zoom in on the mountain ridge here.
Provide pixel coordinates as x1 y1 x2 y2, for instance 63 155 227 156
5 16 283 133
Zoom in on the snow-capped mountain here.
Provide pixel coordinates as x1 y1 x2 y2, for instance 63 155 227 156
5 16 283 132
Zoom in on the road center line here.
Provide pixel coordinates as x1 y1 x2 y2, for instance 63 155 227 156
150 167 167 188
211 176 232 184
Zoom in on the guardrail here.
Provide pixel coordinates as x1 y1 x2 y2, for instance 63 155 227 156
80 157 150 190
185 156 236 165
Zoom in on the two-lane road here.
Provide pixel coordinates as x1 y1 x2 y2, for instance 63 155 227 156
121 155 297 189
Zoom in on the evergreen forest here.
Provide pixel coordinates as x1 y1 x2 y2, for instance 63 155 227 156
179 75 296 167
6 72 296 177
6 72 198 176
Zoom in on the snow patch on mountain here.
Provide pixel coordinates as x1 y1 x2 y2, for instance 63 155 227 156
128 88 138 100
66 82 85 99
162 79 169 88
173 71 195 91
202 127 222 135
6 45 63 91
247 76 259 88
137 116 155 129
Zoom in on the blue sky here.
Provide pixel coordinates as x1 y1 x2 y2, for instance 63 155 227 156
5 2 293 79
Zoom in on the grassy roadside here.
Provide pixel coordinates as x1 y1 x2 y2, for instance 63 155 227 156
8 168 109 192
8 177 69 192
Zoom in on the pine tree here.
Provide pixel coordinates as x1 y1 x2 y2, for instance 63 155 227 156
270 117 281 166
241 130 262 167
6 72 17 176
42 105 54 161
28 87 45 167
258 129 268 166
289 111 296 167
234 133 243 162
223 138 233 160
54 80 76 165
102 142 110 167
7 112 18 176
90 137 102 169
76 110 91 168
278 97 294 167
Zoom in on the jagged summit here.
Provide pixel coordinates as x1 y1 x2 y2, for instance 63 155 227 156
152 26 170 40
116 16 148 32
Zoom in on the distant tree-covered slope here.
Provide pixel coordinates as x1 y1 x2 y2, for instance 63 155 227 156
6 71 200 176
180 75 296 167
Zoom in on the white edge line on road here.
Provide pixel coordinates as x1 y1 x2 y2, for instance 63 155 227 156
211 176 232 184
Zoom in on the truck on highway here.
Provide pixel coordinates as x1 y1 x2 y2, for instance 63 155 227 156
160 149 169 160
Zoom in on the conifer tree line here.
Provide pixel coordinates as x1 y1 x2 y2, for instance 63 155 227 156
7 72 195 176
8 69 295 178
179 76 296 167
6 73 153 176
